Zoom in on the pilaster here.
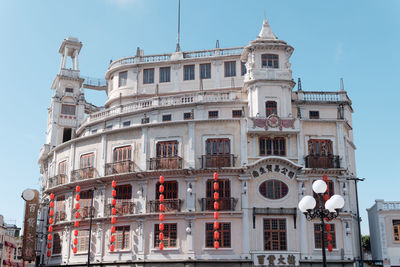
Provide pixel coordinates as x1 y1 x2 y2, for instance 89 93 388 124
188 122 195 168
239 175 251 257
185 177 196 212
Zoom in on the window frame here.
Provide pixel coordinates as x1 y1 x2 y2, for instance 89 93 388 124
393 220 400 241
154 223 177 248
309 110 320 119
205 138 230 155
259 137 286 156
208 110 219 119
265 101 278 117
115 226 130 250
118 71 128 87
206 179 230 199
308 139 333 156
263 218 287 251
314 223 336 249
200 63 211 79
232 110 242 118
205 222 231 248
183 112 193 120
261 54 279 69
159 67 171 83
61 104 76 116
259 180 289 200
162 114 172 122
113 145 132 163
183 65 195 81
80 153 95 169
77 229 90 253
156 180 178 200
156 140 178 158
241 61 247 76
143 68 155 84
52 232 62 254
224 61 236 77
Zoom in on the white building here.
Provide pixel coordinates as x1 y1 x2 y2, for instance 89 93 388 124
367 200 400 267
37 19 361 266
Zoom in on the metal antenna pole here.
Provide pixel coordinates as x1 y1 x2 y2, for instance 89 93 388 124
176 0 181 52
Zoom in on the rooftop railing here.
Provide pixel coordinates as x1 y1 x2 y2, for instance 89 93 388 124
296 91 351 104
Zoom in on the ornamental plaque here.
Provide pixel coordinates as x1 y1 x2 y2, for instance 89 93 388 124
22 190 39 261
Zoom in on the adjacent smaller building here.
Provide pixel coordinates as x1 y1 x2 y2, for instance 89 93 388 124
367 200 400 267
0 215 23 267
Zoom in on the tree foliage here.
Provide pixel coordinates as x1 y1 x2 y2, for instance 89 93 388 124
362 235 371 252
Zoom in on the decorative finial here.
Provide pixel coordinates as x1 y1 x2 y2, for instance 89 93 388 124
298 78 302 91
258 18 277 40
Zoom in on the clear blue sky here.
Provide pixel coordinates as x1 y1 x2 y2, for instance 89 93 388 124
0 0 399 235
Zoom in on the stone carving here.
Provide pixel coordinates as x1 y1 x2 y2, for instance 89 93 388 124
251 163 296 180
252 115 295 131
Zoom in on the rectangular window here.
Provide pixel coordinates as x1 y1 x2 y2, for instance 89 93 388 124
259 137 286 156
265 101 277 117
393 220 400 241
206 222 231 248
206 179 230 199
123 121 131 127
55 195 66 222
241 61 246 76
314 224 336 249
106 124 113 130
206 138 230 155
77 230 89 252
156 180 178 200
184 65 195 81
208 111 219 119
119 71 128 87
183 112 193 120
224 61 236 77
160 67 171 83
156 141 178 158
309 111 320 119
162 114 172 121
115 226 130 250
80 153 94 169
263 219 287 251
52 233 61 254
154 223 177 248
61 104 76 115
308 139 333 156
232 110 242 118
262 54 279 69
58 161 67 175
141 117 150 124
200 63 211 79
113 146 132 162
62 128 72 143
143 68 154 84
65 88 73 93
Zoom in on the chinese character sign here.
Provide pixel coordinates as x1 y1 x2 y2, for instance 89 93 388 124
22 190 39 261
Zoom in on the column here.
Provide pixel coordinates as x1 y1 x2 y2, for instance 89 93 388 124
239 175 251 257
187 122 195 168
240 118 248 166
137 181 147 214
140 127 148 171
62 226 70 264
65 191 73 221
137 220 145 258
172 64 180 91
185 218 195 259
94 222 104 262
298 179 308 258
297 123 304 165
95 186 105 218
213 61 222 88
99 134 107 177
74 50 79 71
185 177 196 212
69 143 75 183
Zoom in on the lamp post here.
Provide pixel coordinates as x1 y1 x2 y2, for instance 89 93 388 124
298 178 345 267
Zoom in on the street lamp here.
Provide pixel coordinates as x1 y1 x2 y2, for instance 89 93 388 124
298 178 345 267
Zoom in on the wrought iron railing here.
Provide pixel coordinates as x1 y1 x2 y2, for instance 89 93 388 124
304 155 340 169
55 211 66 222
105 201 135 216
200 197 237 211
149 156 183 170
147 199 182 213
105 160 136 175
70 167 96 181
73 206 96 219
48 174 67 188
201 154 235 168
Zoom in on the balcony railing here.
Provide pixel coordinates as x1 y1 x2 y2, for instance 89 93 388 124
48 174 67 188
105 160 136 175
105 201 135 216
149 157 183 170
74 206 96 219
201 154 235 168
55 211 66 222
304 155 340 169
70 167 96 182
147 199 182 213
200 197 237 211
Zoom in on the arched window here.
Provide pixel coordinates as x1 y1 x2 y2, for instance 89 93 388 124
265 101 277 117
259 180 288 199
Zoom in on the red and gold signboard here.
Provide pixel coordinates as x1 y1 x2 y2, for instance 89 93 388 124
22 190 39 261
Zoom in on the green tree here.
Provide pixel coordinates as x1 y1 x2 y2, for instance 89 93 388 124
362 235 371 252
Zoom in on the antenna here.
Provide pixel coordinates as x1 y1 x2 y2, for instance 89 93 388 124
216 40 220 49
176 0 181 52
264 10 266 20
340 78 344 91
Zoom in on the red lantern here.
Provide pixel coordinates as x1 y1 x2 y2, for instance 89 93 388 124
111 226 116 233
49 218 53 224
327 243 333 252
159 176 165 184
324 194 330 201
73 247 78 254
73 238 78 245
159 213 164 221
49 202 54 208
49 210 54 217
112 180 117 188
214 231 220 240
110 235 115 242
112 190 117 197
47 251 51 257
214 221 219 230
326 224 331 231
214 192 219 200
112 199 116 206
48 226 53 233
159 204 165 212
75 203 80 210
159 242 164 250
327 234 332 242
214 201 219 210
74 230 79 236
112 208 117 215
213 182 219 191
159 185 164 193
50 193 55 200
159 232 164 240
111 217 116 224
74 221 79 227
75 212 80 219
76 195 80 201
213 172 218 180
159 194 164 202
110 244 115 252
76 186 81 192
159 223 164 231
214 212 219 220
47 243 51 249
48 234 52 241
323 174 328 182
325 217 330 222
214 241 220 249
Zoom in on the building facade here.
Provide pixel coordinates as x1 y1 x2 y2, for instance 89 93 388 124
0 215 23 267
367 200 400 267
38 20 360 266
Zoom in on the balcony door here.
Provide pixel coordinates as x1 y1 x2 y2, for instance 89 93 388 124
155 181 179 212
307 139 334 168
205 138 231 168
206 179 231 210
114 184 133 215
156 141 179 169
112 146 132 173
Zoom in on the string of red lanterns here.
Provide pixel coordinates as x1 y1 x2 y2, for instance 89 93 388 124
73 186 81 254
47 193 55 257
213 172 220 250
322 174 333 253
158 175 165 250
110 180 117 252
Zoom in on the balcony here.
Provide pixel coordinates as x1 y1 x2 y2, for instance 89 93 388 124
200 197 237 211
105 201 135 216
55 211 66 222
74 206 96 219
201 154 235 168
48 174 67 188
70 167 96 182
105 160 136 175
147 199 182 213
304 155 340 169
149 157 183 170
